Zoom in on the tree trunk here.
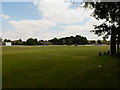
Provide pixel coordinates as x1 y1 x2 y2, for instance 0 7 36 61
117 32 120 54
110 29 116 55
117 35 119 54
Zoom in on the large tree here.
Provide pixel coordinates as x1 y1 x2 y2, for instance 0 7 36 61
84 1 120 55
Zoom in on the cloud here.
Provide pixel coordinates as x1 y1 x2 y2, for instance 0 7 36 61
2 0 105 40
54 23 102 40
32 0 103 40
35 0 93 24
9 19 56 31
2 19 56 40
0 14 10 20
2 20 102 40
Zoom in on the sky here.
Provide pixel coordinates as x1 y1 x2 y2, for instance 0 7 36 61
0 0 106 41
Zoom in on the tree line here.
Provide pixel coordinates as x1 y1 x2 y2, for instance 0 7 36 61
3 38 50 45
49 35 88 45
2 35 109 45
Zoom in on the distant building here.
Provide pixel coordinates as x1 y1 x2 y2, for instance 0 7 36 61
5 42 12 46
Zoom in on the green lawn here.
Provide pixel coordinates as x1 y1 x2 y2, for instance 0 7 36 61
2 45 119 88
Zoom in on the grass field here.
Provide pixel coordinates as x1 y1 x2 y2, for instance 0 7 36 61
2 45 119 88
